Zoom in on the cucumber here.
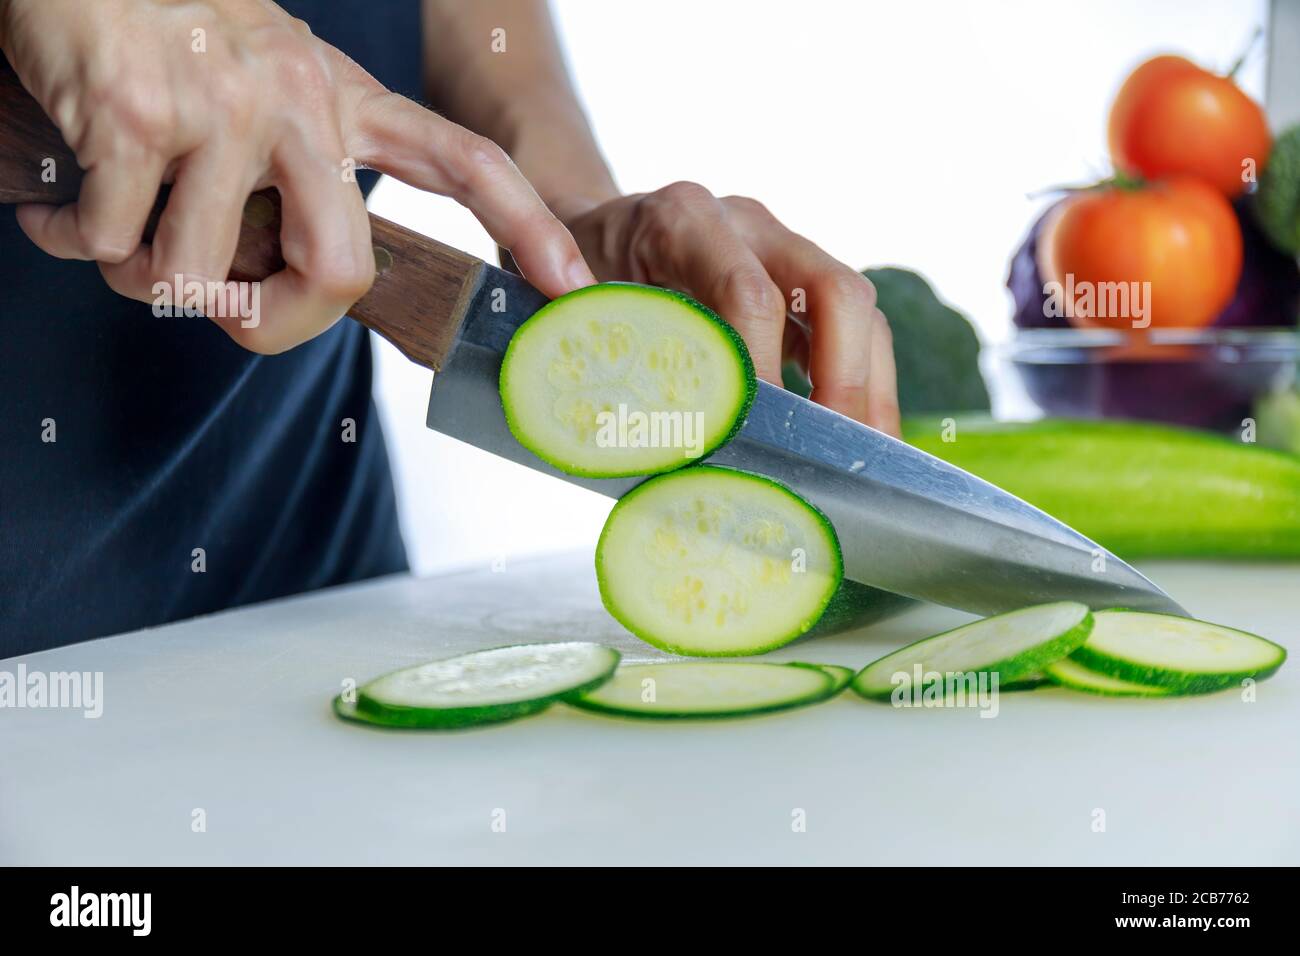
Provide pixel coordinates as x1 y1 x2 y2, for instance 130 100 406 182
1069 609 1286 694
1043 656 1172 697
338 642 620 729
903 417 1300 559
569 661 835 719
851 602 1093 700
500 282 756 478
596 466 844 656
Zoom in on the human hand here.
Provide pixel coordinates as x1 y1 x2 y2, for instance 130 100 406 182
0 0 594 351
561 183 899 435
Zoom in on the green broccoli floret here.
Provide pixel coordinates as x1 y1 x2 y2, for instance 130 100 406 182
1254 125 1300 256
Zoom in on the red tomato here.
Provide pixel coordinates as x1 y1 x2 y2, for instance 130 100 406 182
1108 54 1272 198
1042 178 1243 330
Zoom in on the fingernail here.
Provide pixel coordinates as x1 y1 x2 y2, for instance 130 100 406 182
567 259 597 290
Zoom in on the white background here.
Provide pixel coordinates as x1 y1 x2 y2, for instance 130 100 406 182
366 0 1270 576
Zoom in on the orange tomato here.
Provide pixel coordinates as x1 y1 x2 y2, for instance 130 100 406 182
1108 54 1271 198
1043 177 1243 330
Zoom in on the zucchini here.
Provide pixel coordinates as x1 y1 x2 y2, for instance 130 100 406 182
1044 656 1172 697
852 602 1093 700
337 642 620 729
500 282 756 478
903 417 1300 559
1069 609 1286 694
596 466 844 656
569 661 835 719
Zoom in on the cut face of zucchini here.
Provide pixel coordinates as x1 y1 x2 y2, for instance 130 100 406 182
596 466 844 656
343 642 620 729
1070 610 1286 694
500 282 756 478
1044 657 1172 697
569 661 835 719
852 602 1093 700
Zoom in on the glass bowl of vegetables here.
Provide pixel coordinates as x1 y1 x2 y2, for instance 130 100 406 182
1004 326 1299 432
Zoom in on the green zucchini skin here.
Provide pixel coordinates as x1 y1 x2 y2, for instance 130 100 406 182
1043 658 1172 698
596 466 844 657
902 417 1300 559
789 662 855 695
499 282 757 479
1068 610 1287 695
568 661 836 720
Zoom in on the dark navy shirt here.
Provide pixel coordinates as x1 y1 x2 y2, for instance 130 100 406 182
0 2 423 655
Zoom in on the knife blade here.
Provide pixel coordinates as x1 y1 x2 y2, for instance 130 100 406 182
427 264 1188 617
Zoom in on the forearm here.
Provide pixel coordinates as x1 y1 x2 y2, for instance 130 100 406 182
421 0 618 221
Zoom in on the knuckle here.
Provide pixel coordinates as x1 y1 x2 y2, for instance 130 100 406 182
823 270 878 311
309 250 375 303
444 132 510 196
206 70 259 133
721 268 785 323
92 78 176 149
655 180 715 209
723 195 771 220
270 39 333 99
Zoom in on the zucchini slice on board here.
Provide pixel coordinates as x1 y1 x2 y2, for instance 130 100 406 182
852 602 1093 700
1069 610 1287 694
569 661 835 720
336 642 620 730
596 466 844 656
500 282 756 478
1044 657 1172 697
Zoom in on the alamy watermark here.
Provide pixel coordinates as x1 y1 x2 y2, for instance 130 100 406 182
152 274 261 328
0 664 103 718
595 403 705 459
1043 273 1152 328
890 665 1000 718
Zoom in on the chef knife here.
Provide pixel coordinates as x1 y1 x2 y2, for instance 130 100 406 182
0 61 1186 616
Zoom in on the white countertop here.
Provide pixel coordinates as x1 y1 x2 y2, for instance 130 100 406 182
2 555 1296 865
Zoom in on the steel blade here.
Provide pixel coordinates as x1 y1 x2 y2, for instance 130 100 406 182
426 267 1187 617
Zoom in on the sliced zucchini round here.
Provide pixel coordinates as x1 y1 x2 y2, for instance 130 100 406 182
343 642 620 729
1044 657 1172 697
500 282 756 478
569 661 835 720
852 602 1093 700
1070 609 1286 694
596 466 844 656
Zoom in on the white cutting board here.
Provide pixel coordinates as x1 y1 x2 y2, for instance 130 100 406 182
1 554 1296 865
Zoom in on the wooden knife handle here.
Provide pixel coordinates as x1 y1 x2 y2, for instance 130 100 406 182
0 59 484 371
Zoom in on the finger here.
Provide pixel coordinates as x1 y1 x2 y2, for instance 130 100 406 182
865 308 901 437
350 91 594 297
727 197 879 424
629 183 787 383
15 155 166 263
219 136 375 353
99 148 253 302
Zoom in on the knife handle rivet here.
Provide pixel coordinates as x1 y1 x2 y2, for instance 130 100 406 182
241 194 276 229
373 246 393 275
